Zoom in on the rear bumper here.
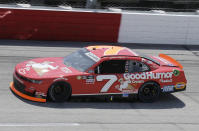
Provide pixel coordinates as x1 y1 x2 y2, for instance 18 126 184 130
10 82 46 102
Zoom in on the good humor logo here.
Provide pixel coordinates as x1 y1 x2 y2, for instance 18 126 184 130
124 72 173 80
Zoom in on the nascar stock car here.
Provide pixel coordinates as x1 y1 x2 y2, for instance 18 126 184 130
10 45 187 103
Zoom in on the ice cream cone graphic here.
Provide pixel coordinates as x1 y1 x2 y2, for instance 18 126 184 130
33 68 49 76
26 61 58 76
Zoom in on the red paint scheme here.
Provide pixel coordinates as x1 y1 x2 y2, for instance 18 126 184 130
10 45 187 102
0 8 121 42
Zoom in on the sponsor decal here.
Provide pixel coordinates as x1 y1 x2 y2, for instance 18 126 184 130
87 75 94 79
87 46 124 55
104 46 124 55
29 61 59 76
160 79 172 83
122 93 129 97
115 78 138 93
61 67 72 74
26 86 36 93
131 80 144 84
86 79 95 84
173 69 180 76
76 76 81 80
83 75 95 84
18 66 31 75
124 72 173 80
82 76 87 79
175 82 186 90
85 52 100 62
35 92 46 98
19 61 59 76
162 85 174 92
96 75 140 93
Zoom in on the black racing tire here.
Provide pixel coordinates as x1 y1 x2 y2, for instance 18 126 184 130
48 81 72 102
138 81 161 103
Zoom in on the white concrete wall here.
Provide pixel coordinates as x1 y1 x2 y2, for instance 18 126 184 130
187 16 199 45
118 12 199 45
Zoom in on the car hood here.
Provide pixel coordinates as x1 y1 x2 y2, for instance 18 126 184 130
15 57 81 79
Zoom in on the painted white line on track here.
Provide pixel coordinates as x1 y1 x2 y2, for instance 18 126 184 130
0 123 80 127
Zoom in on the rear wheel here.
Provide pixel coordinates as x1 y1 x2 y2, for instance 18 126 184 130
48 81 71 102
138 82 160 103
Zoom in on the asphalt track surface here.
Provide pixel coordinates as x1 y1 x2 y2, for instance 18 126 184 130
0 40 199 131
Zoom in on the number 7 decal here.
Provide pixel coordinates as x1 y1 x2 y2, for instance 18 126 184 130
96 75 117 92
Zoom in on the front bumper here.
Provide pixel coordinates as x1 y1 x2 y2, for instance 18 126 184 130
10 82 46 102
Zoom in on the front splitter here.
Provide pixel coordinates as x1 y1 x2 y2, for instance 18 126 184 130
10 82 46 102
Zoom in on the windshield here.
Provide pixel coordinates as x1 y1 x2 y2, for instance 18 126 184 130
64 48 99 72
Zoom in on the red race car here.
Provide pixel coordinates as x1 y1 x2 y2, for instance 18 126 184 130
10 45 187 103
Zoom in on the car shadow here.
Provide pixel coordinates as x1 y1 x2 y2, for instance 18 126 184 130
11 90 185 109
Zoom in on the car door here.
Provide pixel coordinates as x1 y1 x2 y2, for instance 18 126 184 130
92 59 128 94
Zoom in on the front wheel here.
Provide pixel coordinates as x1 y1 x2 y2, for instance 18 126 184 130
48 81 71 102
138 82 160 103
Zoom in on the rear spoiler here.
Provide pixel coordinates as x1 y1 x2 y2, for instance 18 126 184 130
159 54 183 69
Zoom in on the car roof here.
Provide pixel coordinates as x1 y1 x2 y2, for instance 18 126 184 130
86 45 139 58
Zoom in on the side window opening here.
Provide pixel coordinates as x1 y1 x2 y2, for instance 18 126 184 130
128 60 150 73
95 60 126 74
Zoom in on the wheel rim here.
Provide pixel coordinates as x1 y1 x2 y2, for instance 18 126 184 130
52 83 67 99
141 84 159 100
54 85 63 94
